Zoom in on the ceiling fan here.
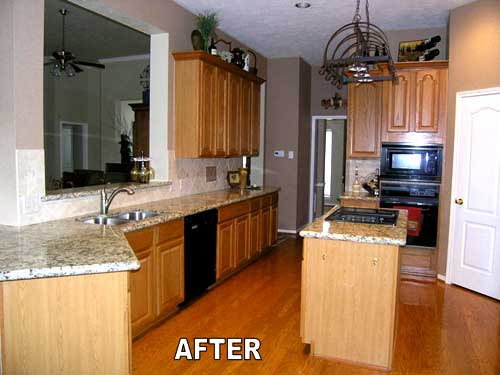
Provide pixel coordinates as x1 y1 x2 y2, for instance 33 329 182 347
45 9 105 77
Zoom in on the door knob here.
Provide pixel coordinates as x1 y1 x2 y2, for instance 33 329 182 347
455 198 464 205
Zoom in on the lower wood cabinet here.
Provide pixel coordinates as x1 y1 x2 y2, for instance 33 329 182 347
217 219 234 280
126 219 184 338
249 209 261 258
216 192 279 281
157 236 184 316
234 214 250 268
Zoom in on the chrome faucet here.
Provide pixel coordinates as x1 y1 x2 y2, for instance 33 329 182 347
100 187 135 215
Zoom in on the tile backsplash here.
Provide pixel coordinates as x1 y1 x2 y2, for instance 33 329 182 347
345 159 381 191
16 149 242 226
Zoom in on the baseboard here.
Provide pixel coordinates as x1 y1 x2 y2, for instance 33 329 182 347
437 274 446 282
278 223 308 235
278 229 298 234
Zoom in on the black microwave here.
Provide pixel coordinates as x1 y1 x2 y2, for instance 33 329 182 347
380 143 443 182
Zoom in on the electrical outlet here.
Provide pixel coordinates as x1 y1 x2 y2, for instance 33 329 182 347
206 166 217 182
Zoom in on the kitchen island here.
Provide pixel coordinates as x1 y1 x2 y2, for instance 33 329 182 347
0 186 279 375
299 206 407 371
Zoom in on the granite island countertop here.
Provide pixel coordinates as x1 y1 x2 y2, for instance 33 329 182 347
0 187 280 281
299 206 407 246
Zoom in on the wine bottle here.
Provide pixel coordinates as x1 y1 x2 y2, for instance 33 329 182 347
208 38 217 56
415 35 441 52
418 49 440 61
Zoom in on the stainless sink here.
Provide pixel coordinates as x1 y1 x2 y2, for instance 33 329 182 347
113 210 162 221
80 210 164 226
81 216 129 226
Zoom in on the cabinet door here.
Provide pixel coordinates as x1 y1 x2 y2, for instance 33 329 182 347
249 210 261 257
414 69 440 133
385 71 412 133
199 62 217 156
239 79 252 155
157 237 184 317
217 220 234 280
215 68 229 156
347 82 382 158
233 214 250 267
250 82 261 155
270 204 278 245
260 206 271 250
126 228 156 338
227 74 241 156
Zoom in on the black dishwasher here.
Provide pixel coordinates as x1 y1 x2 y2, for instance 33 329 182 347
183 209 217 302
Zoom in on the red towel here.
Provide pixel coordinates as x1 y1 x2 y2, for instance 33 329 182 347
395 206 422 237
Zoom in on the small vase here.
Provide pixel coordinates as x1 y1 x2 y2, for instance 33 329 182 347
191 30 204 51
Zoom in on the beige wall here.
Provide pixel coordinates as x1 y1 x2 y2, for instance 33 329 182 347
297 59 312 228
438 0 500 275
265 57 311 231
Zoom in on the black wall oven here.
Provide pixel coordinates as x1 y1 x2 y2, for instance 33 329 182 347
381 143 443 182
380 181 439 248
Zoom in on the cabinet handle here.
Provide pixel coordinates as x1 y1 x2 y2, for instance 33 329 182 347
372 257 379 266
322 253 326 261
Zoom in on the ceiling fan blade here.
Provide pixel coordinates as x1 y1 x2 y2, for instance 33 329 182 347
73 60 105 69
70 63 83 73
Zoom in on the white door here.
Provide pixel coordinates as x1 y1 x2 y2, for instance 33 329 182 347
62 127 74 172
448 88 500 300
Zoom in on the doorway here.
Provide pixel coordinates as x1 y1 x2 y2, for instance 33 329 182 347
309 116 347 221
447 87 500 300
59 121 88 174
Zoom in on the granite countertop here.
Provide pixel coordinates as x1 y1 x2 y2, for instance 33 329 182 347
0 187 279 282
299 206 407 246
339 191 380 201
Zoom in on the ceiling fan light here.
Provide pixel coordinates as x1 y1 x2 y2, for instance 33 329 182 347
50 63 62 77
65 64 76 77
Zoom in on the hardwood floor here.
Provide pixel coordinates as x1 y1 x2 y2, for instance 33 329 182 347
132 236 500 375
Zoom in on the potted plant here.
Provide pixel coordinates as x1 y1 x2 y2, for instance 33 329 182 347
195 11 219 52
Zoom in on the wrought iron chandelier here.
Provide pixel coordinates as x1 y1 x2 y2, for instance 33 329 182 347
319 0 395 88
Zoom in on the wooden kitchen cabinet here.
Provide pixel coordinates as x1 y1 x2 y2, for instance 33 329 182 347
347 81 382 158
249 209 261 258
174 51 264 158
216 193 279 281
130 103 150 157
233 214 250 267
126 219 185 338
126 228 157 337
217 219 234 279
250 82 261 155
382 61 448 144
156 229 184 316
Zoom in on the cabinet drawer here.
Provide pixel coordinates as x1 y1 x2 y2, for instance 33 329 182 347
219 201 250 222
340 199 379 209
249 198 261 212
125 227 155 254
261 194 272 208
157 219 184 245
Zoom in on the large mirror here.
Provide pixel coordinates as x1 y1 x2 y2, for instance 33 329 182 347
43 0 151 191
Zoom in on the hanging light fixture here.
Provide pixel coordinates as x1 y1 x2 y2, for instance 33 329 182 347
319 0 395 88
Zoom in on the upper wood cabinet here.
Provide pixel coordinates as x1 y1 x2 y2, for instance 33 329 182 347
347 81 382 158
174 52 264 158
382 61 448 144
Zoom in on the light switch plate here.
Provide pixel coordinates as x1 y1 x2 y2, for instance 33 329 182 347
206 166 217 182
288 151 294 159
274 150 285 158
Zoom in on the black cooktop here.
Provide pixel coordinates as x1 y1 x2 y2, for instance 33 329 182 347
326 207 399 226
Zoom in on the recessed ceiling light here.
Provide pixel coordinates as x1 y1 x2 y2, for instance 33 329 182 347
295 2 311 9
